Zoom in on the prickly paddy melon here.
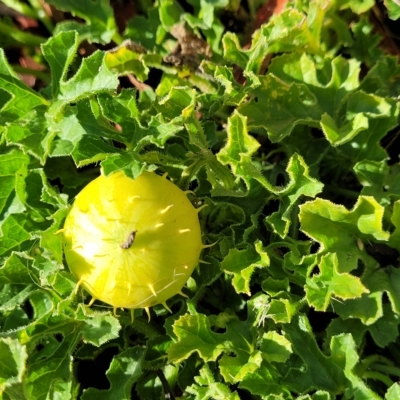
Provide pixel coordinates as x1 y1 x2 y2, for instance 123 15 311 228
62 171 203 315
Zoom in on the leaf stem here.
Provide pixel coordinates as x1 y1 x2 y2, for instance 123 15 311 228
359 354 393 371
156 369 176 400
372 363 400 378
112 31 124 46
362 371 394 388
289 205 300 240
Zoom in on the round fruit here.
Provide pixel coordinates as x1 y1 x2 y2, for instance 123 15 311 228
63 170 203 311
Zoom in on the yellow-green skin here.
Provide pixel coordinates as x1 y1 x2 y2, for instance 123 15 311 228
63 171 202 309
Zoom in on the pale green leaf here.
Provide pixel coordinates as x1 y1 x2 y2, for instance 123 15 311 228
305 253 369 311
299 196 389 273
260 331 293 363
0 337 27 387
221 241 269 295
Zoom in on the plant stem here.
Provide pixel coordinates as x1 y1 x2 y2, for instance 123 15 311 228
0 20 46 46
156 369 176 400
1 0 37 18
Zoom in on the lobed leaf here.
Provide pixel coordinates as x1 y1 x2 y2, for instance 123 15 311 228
82 347 145 400
46 0 119 44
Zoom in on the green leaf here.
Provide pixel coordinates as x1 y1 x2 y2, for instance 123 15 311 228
46 0 119 44
189 255 222 304
50 101 122 167
221 240 269 295
97 89 139 124
222 6 326 74
267 296 300 324
3 106 54 164
238 72 321 142
326 318 367 347
169 301 259 368
217 111 261 176
353 160 389 204
186 363 240 400
386 383 400 399
338 0 375 13
360 55 400 98
168 313 227 363
82 347 145 400
237 359 284 397
217 113 323 225
265 154 324 238
283 315 345 393
349 17 384 68
39 209 69 265
100 152 144 180
0 252 33 285
368 304 399 347
222 32 248 70
155 87 196 121
41 31 79 99
332 245 400 324
104 41 149 82
338 101 399 163
330 334 380 399
75 305 121 347
389 200 400 249
185 0 228 28
384 0 400 20
305 253 369 311
239 53 381 145
23 328 80 400
135 371 164 400
0 214 32 256
333 291 383 326
47 49 119 119
219 350 262 385
0 149 28 218
261 277 290 297
158 0 184 30
0 49 48 125
124 8 164 51
321 91 394 146
0 337 27 388
260 331 293 363
299 196 389 273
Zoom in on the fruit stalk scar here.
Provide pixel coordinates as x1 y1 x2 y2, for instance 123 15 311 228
120 230 137 249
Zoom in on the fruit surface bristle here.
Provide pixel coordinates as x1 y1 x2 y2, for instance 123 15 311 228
160 204 174 213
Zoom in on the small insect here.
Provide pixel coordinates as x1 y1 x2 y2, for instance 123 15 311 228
120 230 137 249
